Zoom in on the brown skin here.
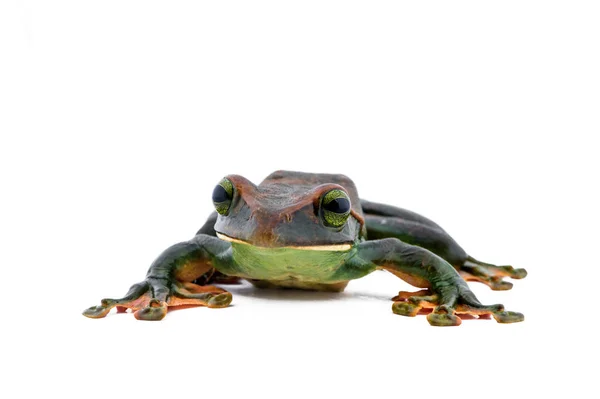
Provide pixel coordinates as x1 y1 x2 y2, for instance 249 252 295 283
213 172 364 247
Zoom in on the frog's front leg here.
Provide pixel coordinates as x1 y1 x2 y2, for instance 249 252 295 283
83 235 234 320
353 238 524 326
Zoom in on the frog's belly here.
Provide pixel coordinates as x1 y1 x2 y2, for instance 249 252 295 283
228 242 352 288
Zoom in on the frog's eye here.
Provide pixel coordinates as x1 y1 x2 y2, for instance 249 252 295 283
212 178 234 215
320 189 351 228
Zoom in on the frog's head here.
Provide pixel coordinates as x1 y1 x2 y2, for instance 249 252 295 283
211 172 364 250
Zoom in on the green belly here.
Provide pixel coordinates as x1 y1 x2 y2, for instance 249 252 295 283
228 242 353 286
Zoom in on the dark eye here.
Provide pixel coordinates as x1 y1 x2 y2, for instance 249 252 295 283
212 178 233 215
323 197 350 214
321 189 351 228
212 185 229 203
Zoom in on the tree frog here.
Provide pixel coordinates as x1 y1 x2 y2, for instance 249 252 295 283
83 171 526 326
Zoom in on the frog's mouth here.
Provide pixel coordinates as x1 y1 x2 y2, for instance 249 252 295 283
216 232 352 252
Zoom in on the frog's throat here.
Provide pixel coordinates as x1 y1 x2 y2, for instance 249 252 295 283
216 232 352 252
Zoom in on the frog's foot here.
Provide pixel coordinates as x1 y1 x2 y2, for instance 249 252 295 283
83 279 232 321
391 288 524 326
460 256 527 291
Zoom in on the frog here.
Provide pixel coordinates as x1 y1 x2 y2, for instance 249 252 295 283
83 170 527 326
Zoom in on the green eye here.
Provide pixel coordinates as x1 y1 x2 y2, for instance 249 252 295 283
321 189 351 228
212 178 233 215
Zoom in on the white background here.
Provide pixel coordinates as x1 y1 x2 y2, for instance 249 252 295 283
1 1 598 398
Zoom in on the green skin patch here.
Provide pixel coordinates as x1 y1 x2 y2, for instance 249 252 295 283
83 170 527 326
222 242 358 283
214 201 230 215
219 178 233 196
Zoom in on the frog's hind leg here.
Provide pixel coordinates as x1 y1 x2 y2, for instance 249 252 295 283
361 199 527 291
361 199 468 266
460 256 527 291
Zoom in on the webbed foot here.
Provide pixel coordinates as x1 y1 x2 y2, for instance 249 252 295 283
83 279 232 321
392 288 524 326
460 256 527 291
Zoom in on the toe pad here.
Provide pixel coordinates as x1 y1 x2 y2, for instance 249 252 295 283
427 312 462 327
492 311 525 324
